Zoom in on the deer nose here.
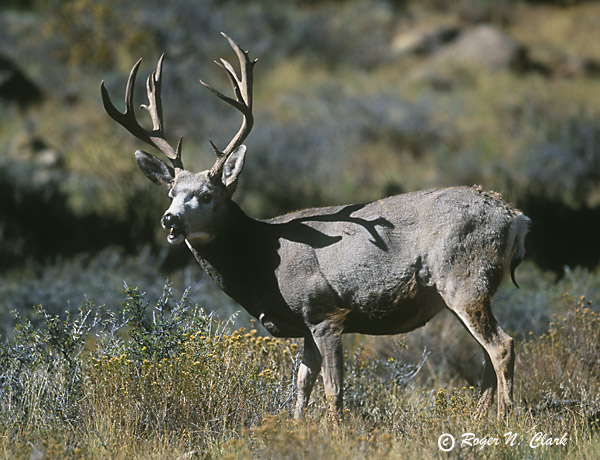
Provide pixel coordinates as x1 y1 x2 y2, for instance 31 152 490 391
161 213 181 229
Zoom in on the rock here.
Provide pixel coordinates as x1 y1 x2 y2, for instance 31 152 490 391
431 24 528 72
551 55 600 79
35 148 62 169
391 25 461 56
13 131 62 168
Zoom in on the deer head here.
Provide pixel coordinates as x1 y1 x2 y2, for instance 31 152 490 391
100 33 256 245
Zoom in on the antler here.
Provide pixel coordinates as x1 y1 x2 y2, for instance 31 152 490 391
200 32 257 181
100 54 183 172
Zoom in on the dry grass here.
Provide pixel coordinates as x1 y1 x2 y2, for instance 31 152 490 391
1 278 598 459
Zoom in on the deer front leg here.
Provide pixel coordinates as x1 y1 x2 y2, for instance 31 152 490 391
294 335 321 419
310 322 344 420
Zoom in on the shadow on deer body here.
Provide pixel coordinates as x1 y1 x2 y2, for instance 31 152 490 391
101 33 530 420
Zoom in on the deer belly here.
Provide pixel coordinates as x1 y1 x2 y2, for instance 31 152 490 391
342 285 445 335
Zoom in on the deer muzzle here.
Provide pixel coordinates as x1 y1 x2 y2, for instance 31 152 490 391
161 213 186 245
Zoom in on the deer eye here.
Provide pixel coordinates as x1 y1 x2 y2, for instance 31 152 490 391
200 192 213 204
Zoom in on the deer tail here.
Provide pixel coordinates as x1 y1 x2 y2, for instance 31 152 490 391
507 212 531 288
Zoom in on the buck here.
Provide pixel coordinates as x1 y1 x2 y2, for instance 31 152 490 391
101 33 530 419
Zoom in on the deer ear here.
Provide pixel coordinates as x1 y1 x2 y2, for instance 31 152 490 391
135 150 175 187
222 145 246 196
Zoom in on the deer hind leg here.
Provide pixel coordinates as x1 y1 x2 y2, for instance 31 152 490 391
294 335 322 419
309 321 344 420
449 296 514 418
475 351 497 418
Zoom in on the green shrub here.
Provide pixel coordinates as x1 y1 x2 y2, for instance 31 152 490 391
1 275 598 459
518 295 600 414
0 302 99 435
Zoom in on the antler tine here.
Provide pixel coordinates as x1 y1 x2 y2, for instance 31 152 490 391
140 54 183 170
101 54 183 172
140 56 164 133
222 32 254 109
200 33 257 181
101 59 144 140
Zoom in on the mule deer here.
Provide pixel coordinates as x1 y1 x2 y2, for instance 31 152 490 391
101 33 530 419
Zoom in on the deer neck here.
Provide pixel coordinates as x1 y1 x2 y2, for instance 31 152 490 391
185 201 269 306
186 203 308 337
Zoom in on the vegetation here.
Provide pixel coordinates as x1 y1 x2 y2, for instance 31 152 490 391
0 274 598 459
2 0 599 265
1 0 599 458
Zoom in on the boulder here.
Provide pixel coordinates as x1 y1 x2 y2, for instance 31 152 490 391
391 25 461 56
431 24 528 71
